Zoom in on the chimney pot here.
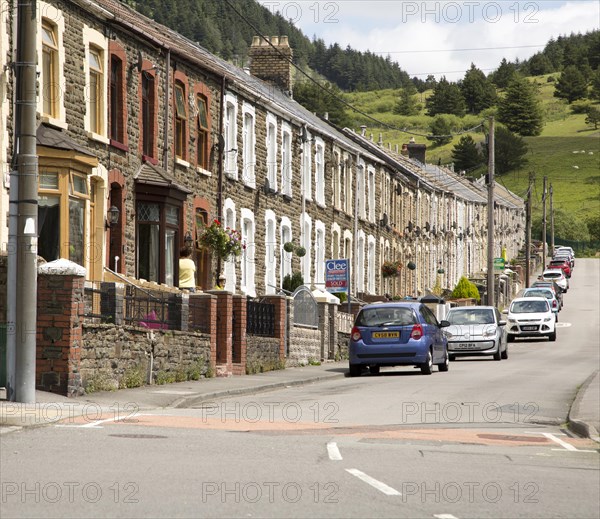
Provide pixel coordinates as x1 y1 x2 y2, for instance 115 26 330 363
271 36 279 46
280 36 289 46
251 36 261 46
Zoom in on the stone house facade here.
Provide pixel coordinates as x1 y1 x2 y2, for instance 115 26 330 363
0 0 525 301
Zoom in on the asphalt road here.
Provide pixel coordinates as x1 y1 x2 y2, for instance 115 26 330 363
1 259 599 518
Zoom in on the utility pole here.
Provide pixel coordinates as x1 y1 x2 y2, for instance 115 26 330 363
7 0 38 402
542 176 547 266
525 173 534 288
550 184 555 254
486 116 495 306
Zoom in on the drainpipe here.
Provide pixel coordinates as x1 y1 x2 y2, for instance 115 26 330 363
216 76 226 278
162 50 170 170
353 153 361 301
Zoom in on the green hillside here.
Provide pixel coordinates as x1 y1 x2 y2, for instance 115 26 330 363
343 75 600 236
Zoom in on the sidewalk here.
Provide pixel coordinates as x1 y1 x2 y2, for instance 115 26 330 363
0 361 347 430
1 363 598 443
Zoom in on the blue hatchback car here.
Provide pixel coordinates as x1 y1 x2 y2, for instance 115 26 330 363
349 302 451 376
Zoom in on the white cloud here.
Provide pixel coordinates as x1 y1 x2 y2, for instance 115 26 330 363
258 1 599 81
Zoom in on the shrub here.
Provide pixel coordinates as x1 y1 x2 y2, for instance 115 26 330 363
451 276 481 302
283 271 304 293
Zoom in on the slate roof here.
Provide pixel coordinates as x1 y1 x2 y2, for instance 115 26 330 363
134 162 192 193
36 123 96 157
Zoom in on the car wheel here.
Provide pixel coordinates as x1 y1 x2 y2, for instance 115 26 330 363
493 347 502 361
421 350 433 375
349 363 362 377
507 334 515 343
501 346 508 360
555 314 558 323
449 354 456 362
369 365 380 375
548 332 557 342
437 350 449 372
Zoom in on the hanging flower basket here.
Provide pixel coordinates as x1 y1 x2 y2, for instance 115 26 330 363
198 219 244 261
407 261 416 270
381 260 402 278
437 268 445 274
283 241 295 253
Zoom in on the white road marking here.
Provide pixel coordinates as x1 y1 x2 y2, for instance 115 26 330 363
327 441 343 461
543 432 577 451
555 322 572 328
346 468 401 496
80 413 148 429
434 514 460 519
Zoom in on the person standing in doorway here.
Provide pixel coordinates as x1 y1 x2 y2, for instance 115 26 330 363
179 246 196 292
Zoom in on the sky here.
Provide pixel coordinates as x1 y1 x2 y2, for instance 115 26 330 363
257 0 600 81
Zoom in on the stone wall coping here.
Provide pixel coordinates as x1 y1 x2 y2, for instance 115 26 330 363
38 258 86 277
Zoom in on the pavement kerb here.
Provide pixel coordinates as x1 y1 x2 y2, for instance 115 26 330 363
169 370 347 408
567 369 600 443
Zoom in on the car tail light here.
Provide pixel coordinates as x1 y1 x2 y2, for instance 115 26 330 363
410 324 424 340
552 300 557 309
351 326 362 342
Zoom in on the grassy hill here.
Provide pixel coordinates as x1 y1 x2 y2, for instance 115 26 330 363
344 75 600 228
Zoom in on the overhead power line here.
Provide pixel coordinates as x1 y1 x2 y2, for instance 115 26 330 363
373 44 546 54
222 0 485 139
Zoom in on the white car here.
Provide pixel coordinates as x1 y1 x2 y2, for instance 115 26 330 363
445 306 508 361
541 269 568 293
504 297 556 342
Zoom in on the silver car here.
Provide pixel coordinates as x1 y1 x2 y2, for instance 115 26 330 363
444 306 508 361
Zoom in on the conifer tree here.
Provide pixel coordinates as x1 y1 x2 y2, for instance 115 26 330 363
497 76 543 136
460 64 497 114
451 135 483 173
554 65 589 103
426 77 466 117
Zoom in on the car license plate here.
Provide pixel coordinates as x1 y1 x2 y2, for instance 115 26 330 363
372 331 400 339
456 343 476 349
521 326 538 331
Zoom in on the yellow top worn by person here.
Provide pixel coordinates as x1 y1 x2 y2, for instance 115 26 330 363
179 247 196 292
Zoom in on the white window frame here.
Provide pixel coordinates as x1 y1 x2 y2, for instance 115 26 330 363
280 122 292 197
367 235 376 294
332 149 341 209
357 230 366 293
224 93 238 179
240 208 256 297
331 223 341 260
345 156 353 214
301 213 312 285
83 25 109 143
302 138 312 201
266 114 278 192
242 102 256 188
314 138 325 206
315 220 326 288
264 210 277 295
37 3 67 129
367 166 376 222
223 198 237 291
280 217 292 289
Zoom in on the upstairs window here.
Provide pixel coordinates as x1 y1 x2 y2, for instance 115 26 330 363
197 95 209 169
266 116 277 190
281 124 292 196
224 95 238 179
110 56 124 143
242 104 256 187
41 21 59 118
88 47 103 134
315 139 325 206
141 72 156 159
174 81 187 160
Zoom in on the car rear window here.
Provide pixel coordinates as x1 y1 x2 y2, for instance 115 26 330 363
511 300 549 313
356 307 416 327
524 290 551 299
447 309 494 325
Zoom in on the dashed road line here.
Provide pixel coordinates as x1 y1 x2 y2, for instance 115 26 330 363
434 514 459 519
345 468 401 496
327 441 343 461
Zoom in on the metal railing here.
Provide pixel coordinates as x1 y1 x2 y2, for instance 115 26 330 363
247 299 275 336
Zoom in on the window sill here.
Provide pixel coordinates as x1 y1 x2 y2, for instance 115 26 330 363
110 139 129 152
142 155 158 166
196 166 212 177
175 157 190 169
41 116 68 131
87 131 110 145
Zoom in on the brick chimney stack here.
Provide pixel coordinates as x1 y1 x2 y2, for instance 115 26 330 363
248 36 294 94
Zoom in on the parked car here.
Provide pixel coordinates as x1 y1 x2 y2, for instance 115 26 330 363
520 287 561 319
554 248 575 268
348 302 450 376
531 280 564 307
541 269 568 293
504 297 556 342
547 259 571 278
444 306 508 361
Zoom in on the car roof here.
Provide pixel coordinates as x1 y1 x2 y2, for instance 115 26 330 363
448 305 496 311
543 270 563 275
361 301 421 310
512 297 547 303
524 287 554 294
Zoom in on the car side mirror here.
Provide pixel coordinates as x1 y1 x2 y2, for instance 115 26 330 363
498 320 507 326
439 320 450 328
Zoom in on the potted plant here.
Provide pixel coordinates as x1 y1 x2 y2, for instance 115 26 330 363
381 260 402 278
